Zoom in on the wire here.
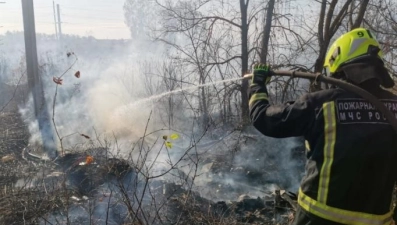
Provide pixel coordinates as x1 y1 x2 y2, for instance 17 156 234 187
34 6 53 9
36 21 56 24
62 23 126 28
0 25 21 27
61 13 124 20
62 21 123 26
61 14 124 22
61 6 121 14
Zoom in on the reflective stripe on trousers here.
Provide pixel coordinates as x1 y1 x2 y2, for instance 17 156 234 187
298 189 393 225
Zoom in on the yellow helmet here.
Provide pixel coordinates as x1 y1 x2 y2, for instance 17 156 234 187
324 28 382 73
324 28 394 88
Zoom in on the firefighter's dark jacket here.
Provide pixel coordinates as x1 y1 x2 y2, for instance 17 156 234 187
249 83 397 225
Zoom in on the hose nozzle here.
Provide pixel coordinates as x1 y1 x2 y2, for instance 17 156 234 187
243 73 253 79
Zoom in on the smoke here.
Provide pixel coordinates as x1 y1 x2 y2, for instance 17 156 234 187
0 33 167 151
0 32 306 207
236 127 305 191
1 32 216 179
188 126 305 202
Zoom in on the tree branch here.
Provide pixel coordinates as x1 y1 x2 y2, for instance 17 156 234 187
329 0 352 36
352 0 369 29
317 0 327 46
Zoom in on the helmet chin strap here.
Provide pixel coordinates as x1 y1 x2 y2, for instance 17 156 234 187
368 45 381 56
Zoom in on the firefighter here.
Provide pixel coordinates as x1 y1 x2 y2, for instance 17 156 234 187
249 28 397 225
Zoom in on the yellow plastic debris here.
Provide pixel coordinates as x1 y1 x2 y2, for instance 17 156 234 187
170 133 180 140
165 141 173 148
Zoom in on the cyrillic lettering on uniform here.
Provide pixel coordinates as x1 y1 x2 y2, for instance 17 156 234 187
335 99 397 124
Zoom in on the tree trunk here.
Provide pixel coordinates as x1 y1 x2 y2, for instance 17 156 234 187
199 74 209 129
240 0 249 123
260 0 276 64
311 0 364 92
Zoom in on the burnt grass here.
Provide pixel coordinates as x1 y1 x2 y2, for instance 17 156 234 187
0 95 302 225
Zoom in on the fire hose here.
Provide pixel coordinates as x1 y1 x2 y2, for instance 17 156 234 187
243 70 397 133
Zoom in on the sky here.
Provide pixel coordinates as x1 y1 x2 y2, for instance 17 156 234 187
0 0 131 39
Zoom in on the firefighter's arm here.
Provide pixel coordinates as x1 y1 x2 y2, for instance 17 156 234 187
249 85 313 137
248 64 313 137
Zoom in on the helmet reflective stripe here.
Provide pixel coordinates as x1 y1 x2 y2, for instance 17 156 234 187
347 38 367 57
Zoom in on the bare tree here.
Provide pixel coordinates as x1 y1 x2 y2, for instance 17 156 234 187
362 0 397 78
311 0 369 91
123 0 157 40
148 0 270 123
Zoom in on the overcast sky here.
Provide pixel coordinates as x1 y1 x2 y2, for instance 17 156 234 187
0 0 130 39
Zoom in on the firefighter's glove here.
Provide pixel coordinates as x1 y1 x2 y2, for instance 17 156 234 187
252 64 272 86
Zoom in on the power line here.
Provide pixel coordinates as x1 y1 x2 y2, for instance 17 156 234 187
36 21 56 24
1 2 128 37
1 25 21 28
63 24 126 28
62 21 123 25
61 14 124 22
34 6 52 9
1 20 126 26
61 6 121 14
1 14 53 18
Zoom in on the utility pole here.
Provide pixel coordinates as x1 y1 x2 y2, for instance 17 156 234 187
56 4 62 40
53 1 58 39
21 0 57 159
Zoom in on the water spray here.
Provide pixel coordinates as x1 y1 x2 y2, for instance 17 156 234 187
244 70 397 133
112 77 243 120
